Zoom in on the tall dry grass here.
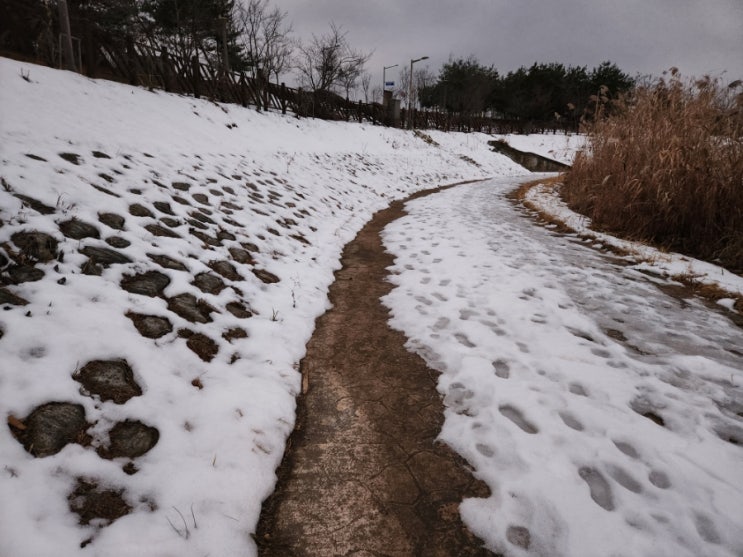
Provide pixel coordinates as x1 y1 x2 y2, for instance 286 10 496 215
563 70 743 272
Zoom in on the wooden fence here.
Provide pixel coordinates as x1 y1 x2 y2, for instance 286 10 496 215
2 27 578 135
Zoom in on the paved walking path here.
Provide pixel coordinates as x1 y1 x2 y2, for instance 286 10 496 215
256 183 495 556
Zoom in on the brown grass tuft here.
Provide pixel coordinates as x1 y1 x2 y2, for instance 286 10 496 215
563 70 743 273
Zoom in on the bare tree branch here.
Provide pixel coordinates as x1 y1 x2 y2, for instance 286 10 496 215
294 22 371 94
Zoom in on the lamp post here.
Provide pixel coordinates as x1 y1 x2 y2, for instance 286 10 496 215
383 64 398 92
408 56 428 129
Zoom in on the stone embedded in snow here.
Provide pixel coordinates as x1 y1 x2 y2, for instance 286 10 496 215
167 293 214 323
11 230 59 262
182 330 219 362
105 236 131 249
241 241 260 253
126 312 173 339
223 327 248 342
218 229 237 241
73 359 142 404
14 402 88 457
98 212 126 230
81 259 103 276
225 301 253 319
13 194 55 215
147 253 188 271
228 247 255 264
153 201 175 215
6 264 44 284
58 152 81 164
68 478 131 526
187 218 209 230
209 260 242 281
252 268 280 284
79 245 132 266
128 203 154 218
160 217 181 228
190 229 221 246
120 270 171 297
192 272 225 294
171 181 190 191
98 420 159 459
58 218 100 240
192 193 209 205
189 210 215 225
0 287 29 305
145 223 181 238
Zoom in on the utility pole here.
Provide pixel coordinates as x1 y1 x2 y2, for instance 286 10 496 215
408 56 428 129
57 0 76 72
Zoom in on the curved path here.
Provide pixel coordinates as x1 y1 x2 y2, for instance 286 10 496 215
256 183 495 556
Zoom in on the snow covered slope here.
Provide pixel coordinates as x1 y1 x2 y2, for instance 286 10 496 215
0 58 527 556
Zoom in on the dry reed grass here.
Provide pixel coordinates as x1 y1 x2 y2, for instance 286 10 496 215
563 70 743 272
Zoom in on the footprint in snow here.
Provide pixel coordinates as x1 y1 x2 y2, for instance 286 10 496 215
569 383 588 397
499 405 538 434
578 467 614 511
607 465 643 493
454 333 476 348
558 411 583 431
492 359 510 378
613 440 640 459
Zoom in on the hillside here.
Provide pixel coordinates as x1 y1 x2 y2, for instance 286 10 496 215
0 57 528 556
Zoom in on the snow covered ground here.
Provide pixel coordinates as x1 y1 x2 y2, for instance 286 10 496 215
0 57 525 557
382 179 743 556
1 56 741 557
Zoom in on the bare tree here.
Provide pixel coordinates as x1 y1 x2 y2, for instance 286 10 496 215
361 72 372 103
397 64 435 109
396 65 410 107
370 85 382 104
294 22 371 93
234 0 293 82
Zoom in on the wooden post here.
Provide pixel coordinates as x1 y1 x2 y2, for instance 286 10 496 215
125 35 137 85
191 56 201 99
281 83 287 115
57 0 76 71
239 72 247 107
161 47 171 92
83 20 96 78
358 100 363 122
262 70 269 111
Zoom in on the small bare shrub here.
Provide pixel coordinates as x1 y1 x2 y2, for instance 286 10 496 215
563 69 743 271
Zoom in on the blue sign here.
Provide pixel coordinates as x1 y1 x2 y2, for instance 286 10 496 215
385 81 395 87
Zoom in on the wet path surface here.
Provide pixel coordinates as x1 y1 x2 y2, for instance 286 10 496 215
256 184 494 556
380 178 743 556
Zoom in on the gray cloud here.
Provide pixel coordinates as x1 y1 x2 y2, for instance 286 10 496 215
275 0 743 89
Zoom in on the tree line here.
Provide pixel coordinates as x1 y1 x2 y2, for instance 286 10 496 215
414 57 634 124
1 0 634 123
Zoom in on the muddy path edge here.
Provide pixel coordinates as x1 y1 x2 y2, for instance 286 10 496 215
255 178 499 556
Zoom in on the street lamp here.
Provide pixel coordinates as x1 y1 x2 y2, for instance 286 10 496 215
408 56 428 129
383 64 398 92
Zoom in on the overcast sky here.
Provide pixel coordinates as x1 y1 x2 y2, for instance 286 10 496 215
276 0 743 93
